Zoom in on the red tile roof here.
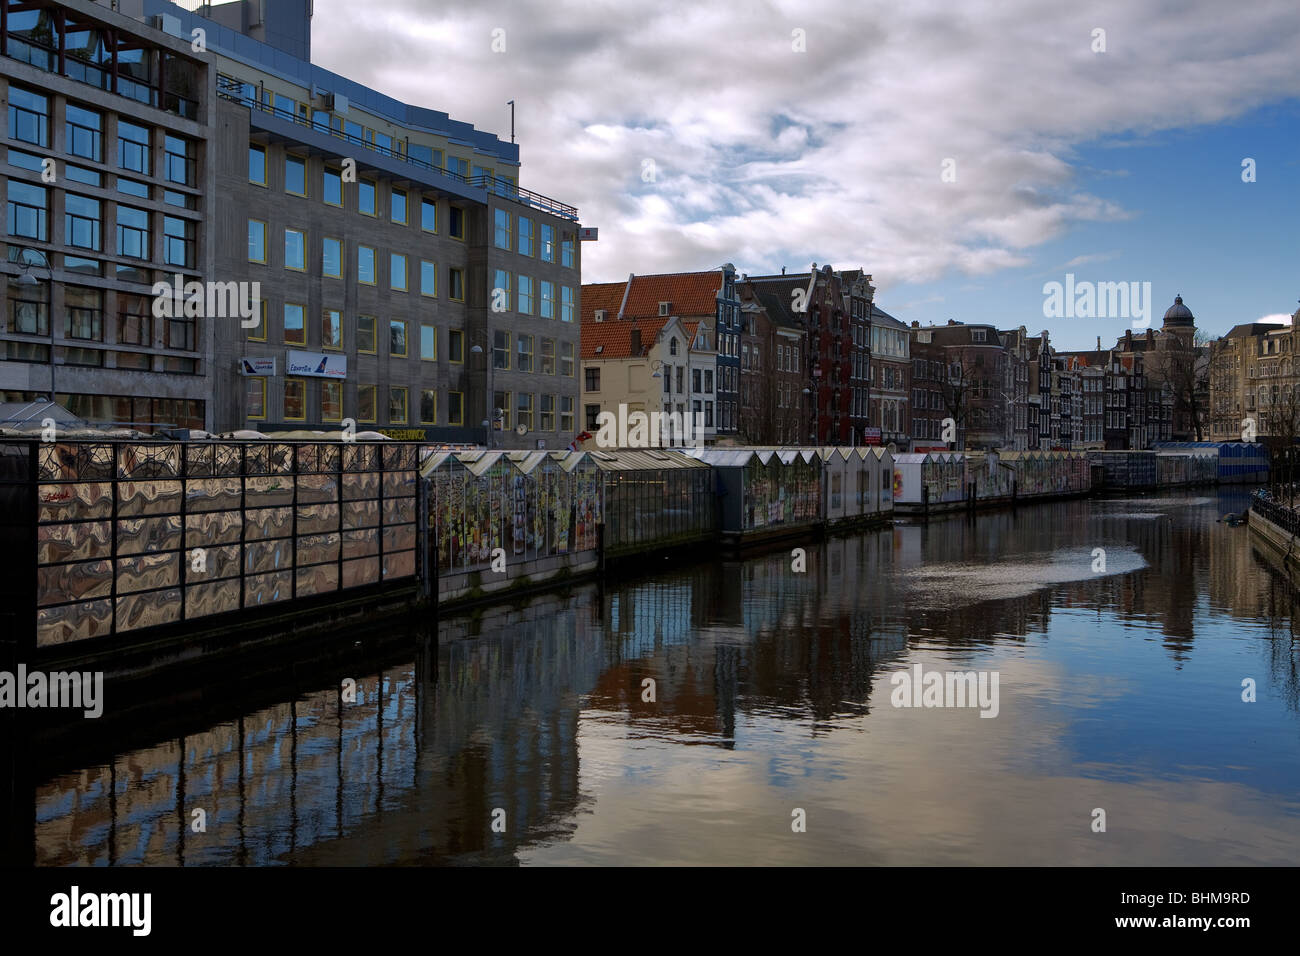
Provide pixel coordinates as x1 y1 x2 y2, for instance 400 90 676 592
621 272 722 319
579 282 626 324
580 271 723 360
580 316 670 360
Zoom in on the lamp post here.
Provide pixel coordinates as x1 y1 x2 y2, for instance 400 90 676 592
469 332 502 448
13 248 54 401
803 384 819 446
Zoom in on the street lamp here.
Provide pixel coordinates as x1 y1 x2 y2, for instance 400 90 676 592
469 336 503 448
11 248 54 401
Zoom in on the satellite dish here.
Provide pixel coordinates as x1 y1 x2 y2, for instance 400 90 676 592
515 424 527 436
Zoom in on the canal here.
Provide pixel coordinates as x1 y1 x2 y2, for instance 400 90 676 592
17 488 1300 866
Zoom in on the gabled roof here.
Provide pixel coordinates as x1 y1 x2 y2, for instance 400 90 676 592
621 271 723 318
580 316 671 360
579 282 627 323
870 304 908 329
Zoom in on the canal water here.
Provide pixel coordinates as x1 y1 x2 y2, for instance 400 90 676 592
23 489 1300 865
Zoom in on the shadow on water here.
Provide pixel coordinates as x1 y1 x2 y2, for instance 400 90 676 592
9 488 1300 865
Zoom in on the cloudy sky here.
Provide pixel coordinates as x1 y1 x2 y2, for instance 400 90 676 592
307 0 1300 350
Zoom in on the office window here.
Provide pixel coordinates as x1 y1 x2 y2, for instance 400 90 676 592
246 219 266 262
585 368 600 391
119 178 149 199
389 387 408 424
493 269 511 311
249 144 267 185
493 330 510 370
322 309 342 350
561 287 575 322
494 391 510 428
285 155 306 196
449 268 465 301
163 216 193 268
323 166 342 206
357 384 377 423
164 134 195 186
494 209 511 249
391 188 408 224
560 342 574 376
421 197 437 232
421 324 436 361
448 329 464 364
518 276 534 315
284 304 306 345
517 393 533 430
359 179 376 216
390 320 408 357
447 156 470 178
420 389 437 424
358 315 376 353
65 194 101 251
66 104 102 161
448 391 464 426
65 286 103 341
284 379 306 420
321 381 343 422
540 338 555 375
518 217 533 256
562 238 575 268
358 245 376 284
537 394 553 430
323 237 342 278
8 87 49 147
285 228 306 271
541 224 555 262
449 206 465 239
245 378 266 419
540 281 555 319
420 260 437 296
246 300 267 341
560 396 574 432
117 205 150 260
391 253 408 291
517 334 533 372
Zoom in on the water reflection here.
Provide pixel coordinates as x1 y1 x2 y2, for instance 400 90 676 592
19 489 1300 866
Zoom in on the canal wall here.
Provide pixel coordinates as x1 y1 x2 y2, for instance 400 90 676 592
1247 493 1300 588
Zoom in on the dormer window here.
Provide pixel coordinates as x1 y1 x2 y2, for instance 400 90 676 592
594 309 607 322
659 301 671 317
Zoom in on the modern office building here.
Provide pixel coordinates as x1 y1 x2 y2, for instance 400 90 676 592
2 0 583 447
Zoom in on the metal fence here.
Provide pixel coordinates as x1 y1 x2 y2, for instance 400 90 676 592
0 440 419 652
1251 488 1300 536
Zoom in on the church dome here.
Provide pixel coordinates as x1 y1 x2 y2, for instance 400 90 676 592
1163 294 1194 327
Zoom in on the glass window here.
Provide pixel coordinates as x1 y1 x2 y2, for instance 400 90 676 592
518 217 533 256
562 238 575 268
494 209 512 249
518 276 534 315
448 329 464 364
6 181 47 240
358 246 376 284
560 342 574 376
248 220 266 262
117 205 150 260
390 253 407 291
164 134 195 186
420 260 437 296
285 228 306 270
65 104 102 161
561 286 575 322
285 155 307 195
541 338 555 375
391 188 407 224
246 300 267 341
420 389 437 424
357 384 377 423
493 269 511 311
323 167 342 206
560 395 574 432
359 179 376 215
245 377 266 419
421 197 437 232
516 393 533 430
389 387 408 424
541 224 555 263
323 237 342 278
517 334 533 372
390 320 407 357
421 324 436 361
357 315 376 354
284 379 306 420
494 391 511 430
447 156 470 179
8 87 49 147
449 268 465 301
163 216 193 268
540 394 554 431
249 144 267 185
448 391 464 426
493 330 510 369
284 304 306 345
321 381 343 422
540 281 555 319
322 309 342 350
119 178 149 199
449 206 465 239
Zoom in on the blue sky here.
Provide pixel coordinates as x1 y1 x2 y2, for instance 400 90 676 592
309 0 1300 352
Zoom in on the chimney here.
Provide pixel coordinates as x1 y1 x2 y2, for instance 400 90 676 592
630 328 642 355
912 320 920 328
781 266 786 275
1125 330 1132 348
948 319 957 326
1146 328 1154 343
1096 336 1101 349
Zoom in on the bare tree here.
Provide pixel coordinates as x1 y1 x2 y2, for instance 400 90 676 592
1145 329 1211 441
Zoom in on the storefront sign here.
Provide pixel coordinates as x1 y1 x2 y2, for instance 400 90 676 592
286 351 347 379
